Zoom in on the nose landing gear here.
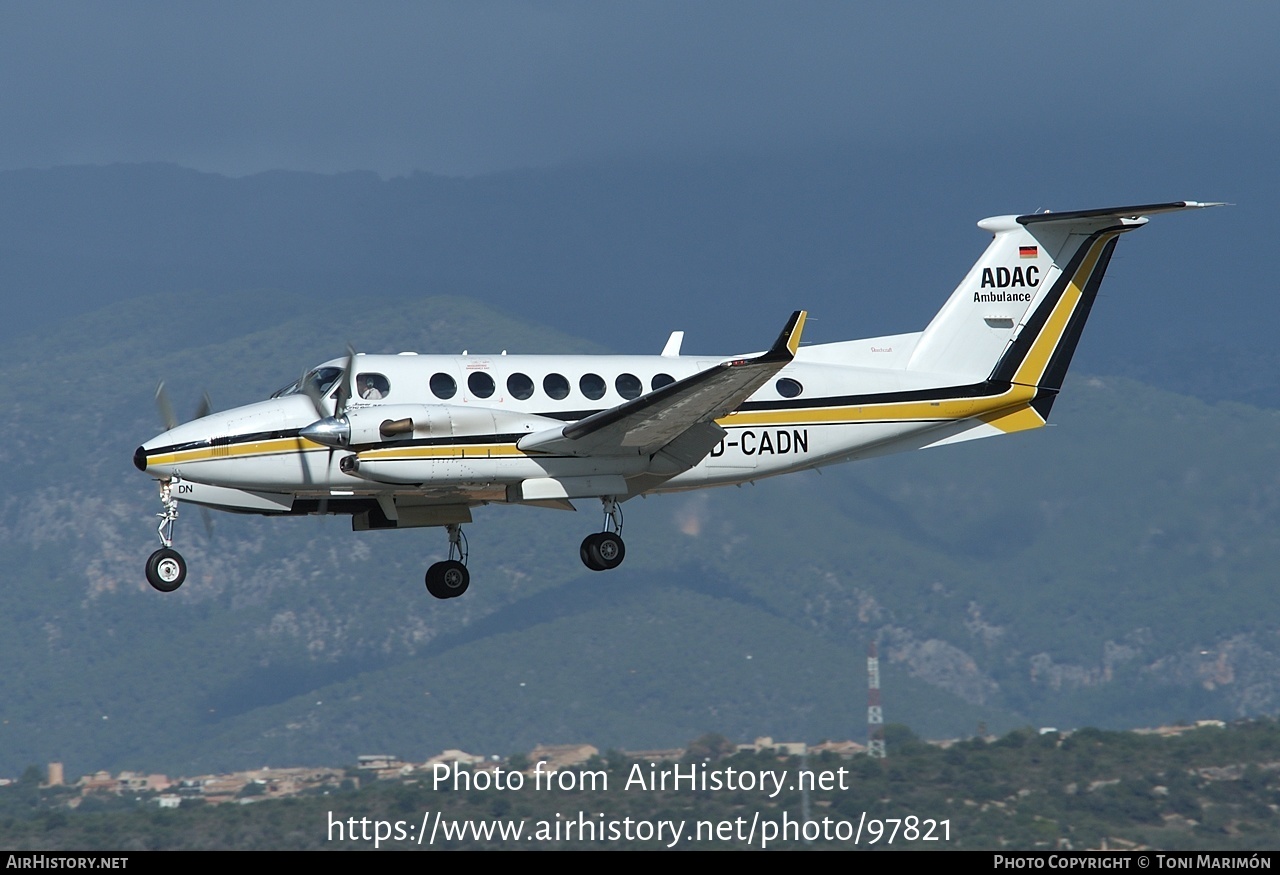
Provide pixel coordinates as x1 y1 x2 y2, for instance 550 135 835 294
581 497 626 571
145 479 188 592
425 524 470 599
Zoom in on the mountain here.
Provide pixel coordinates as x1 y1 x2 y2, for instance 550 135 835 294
1 156 1266 407
2 282 1279 778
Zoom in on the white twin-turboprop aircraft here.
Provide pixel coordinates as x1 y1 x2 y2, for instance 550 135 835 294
135 201 1220 598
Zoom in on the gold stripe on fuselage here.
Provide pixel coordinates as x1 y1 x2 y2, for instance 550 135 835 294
723 383 1037 429
150 384 1047 467
361 444 529 461
145 436 323 468
979 404 1046 435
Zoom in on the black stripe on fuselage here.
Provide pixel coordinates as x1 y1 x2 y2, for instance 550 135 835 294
144 378 1026 461
738 380 1007 412
530 379 1009 421
146 427 305 456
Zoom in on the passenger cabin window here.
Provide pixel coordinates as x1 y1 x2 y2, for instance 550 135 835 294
507 373 534 400
468 371 496 399
580 373 606 401
651 373 675 390
615 373 642 400
543 373 570 400
357 373 390 400
776 378 803 398
430 372 457 399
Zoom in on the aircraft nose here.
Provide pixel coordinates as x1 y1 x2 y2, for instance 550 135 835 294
133 446 148 472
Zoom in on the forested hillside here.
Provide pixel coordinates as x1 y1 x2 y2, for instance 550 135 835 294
2 279 1278 777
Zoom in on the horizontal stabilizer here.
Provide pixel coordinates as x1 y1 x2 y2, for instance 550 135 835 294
1018 201 1226 225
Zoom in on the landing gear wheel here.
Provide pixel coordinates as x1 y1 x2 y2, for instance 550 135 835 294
146 548 187 593
425 560 470 599
580 533 605 571
588 532 625 570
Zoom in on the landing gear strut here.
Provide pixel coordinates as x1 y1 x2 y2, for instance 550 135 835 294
425 524 470 599
145 479 187 592
581 496 626 571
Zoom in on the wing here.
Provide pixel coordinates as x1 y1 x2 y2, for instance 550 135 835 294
518 311 807 459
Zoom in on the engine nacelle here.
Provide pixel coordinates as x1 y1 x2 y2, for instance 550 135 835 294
301 404 561 450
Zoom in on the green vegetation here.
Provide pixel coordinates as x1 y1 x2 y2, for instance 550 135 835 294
3 289 1280 776
4 722 1280 850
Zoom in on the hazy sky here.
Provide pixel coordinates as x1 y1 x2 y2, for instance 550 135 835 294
2 2 1276 177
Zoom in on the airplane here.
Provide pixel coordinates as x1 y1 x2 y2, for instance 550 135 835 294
134 200 1221 599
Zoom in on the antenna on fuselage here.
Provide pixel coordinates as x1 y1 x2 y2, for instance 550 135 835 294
661 331 684 357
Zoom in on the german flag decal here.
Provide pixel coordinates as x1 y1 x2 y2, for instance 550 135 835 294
1019 245 1038 259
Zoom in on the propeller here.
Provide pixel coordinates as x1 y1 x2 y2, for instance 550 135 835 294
299 345 358 517
155 383 213 430
152 381 217 540
155 382 178 432
334 344 356 416
301 371 327 420
300 344 356 420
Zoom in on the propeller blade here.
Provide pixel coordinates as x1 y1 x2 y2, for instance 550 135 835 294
194 392 212 421
333 345 356 416
300 369 328 420
318 345 357 517
199 507 215 541
155 382 178 431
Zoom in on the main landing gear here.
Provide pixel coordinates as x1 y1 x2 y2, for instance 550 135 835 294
581 497 626 572
145 479 188 592
425 497 626 598
425 524 470 600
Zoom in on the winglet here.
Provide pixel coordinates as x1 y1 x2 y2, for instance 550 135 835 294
761 310 807 362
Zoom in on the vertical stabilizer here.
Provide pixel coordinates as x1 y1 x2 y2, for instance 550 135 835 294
907 215 1076 381
908 201 1222 393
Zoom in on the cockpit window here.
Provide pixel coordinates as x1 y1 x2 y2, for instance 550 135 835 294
271 366 344 400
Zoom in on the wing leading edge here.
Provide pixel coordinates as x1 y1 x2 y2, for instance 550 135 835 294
518 310 807 459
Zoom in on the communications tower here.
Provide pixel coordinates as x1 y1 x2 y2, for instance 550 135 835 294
867 641 886 759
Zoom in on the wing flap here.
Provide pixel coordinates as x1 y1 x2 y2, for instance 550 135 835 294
518 310 806 458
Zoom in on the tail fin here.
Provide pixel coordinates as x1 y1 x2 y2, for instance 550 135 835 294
907 202 1223 400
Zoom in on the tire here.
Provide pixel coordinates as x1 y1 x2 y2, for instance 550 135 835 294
146 548 187 593
588 532 625 570
580 534 605 571
426 560 470 599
